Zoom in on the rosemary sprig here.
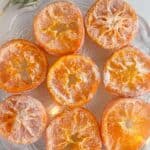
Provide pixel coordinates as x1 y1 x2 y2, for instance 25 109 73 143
10 0 39 8
1 0 38 14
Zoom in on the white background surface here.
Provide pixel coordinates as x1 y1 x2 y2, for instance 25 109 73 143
127 0 150 23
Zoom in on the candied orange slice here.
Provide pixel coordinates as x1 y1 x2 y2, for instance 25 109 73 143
0 39 47 93
85 0 138 50
0 95 47 144
46 107 102 150
34 1 84 56
101 98 150 150
47 55 100 107
103 46 150 97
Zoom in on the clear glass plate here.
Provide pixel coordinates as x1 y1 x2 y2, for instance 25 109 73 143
0 0 150 150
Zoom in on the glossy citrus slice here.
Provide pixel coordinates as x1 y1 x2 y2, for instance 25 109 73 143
85 0 138 50
0 39 47 93
0 95 47 144
46 107 102 150
34 1 84 56
101 98 150 150
47 55 100 107
103 46 150 97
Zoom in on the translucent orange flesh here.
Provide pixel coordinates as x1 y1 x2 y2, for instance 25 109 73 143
34 1 84 55
0 107 16 135
46 108 101 150
104 46 150 96
102 99 150 150
47 55 100 107
85 0 138 49
0 95 47 144
0 39 47 93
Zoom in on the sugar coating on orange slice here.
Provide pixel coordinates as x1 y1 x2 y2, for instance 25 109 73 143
46 108 102 150
101 98 150 150
85 0 138 50
103 46 150 97
34 1 84 56
0 39 47 93
0 95 47 144
47 55 100 107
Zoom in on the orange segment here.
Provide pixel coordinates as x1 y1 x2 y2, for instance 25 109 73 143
103 46 150 97
47 55 100 107
46 108 102 150
85 0 138 50
34 1 84 56
0 95 47 144
101 98 150 150
0 39 47 93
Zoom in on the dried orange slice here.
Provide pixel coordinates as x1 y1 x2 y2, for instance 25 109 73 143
0 95 47 144
46 107 102 150
34 1 84 56
85 0 138 50
47 55 100 107
103 46 150 97
0 39 47 93
101 98 150 150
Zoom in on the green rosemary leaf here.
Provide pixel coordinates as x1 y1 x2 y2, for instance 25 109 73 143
10 0 38 5
0 0 38 15
11 0 38 8
17 0 38 8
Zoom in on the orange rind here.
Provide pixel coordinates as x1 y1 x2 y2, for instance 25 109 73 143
47 55 100 107
46 107 102 150
34 1 85 56
0 39 47 93
103 46 150 97
0 95 47 144
101 98 150 150
85 0 138 50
